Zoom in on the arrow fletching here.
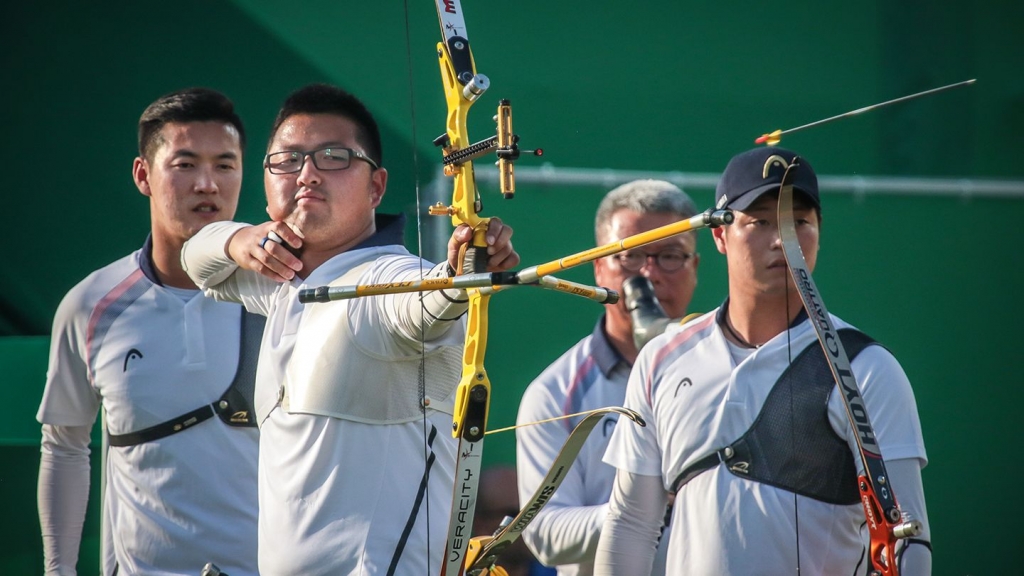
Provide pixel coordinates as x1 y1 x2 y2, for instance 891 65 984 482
755 129 783 145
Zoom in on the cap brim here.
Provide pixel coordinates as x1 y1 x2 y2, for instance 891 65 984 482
727 183 819 211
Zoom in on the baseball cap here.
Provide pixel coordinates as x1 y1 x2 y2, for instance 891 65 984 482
714 147 820 211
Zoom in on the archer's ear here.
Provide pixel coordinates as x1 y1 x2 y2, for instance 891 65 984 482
369 167 388 208
132 157 152 198
712 226 728 255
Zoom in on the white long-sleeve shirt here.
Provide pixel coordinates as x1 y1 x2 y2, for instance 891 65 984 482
37 237 259 576
181 215 470 576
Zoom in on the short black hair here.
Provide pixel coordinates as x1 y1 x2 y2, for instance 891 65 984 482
137 87 246 161
268 83 383 167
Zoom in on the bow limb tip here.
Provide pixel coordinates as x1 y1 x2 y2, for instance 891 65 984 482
609 406 646 427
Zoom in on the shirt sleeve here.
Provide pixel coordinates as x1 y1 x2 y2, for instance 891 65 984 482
37 291 100 427
36 284 99 573
516 370 609 566
38 423 93 576
830 346 931 574
385 259 469 343
886 458 932 576
350 257 468 354
593 470 668 576
180 221 278 315
830 346 928 465
603 350 662 477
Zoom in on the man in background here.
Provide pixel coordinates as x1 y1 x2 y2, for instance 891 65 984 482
516 180 699 575
37 88 260 575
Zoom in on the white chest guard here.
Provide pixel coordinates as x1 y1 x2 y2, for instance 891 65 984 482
265 261 462 426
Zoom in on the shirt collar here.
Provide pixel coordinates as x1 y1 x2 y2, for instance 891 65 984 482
591 314 629 376
139 234 161 286
716 296 809 331
351 213 407 250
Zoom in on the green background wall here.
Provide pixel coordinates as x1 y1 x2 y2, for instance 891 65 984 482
2 1 1021 573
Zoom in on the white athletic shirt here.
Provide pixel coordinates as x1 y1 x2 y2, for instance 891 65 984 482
37 238 259 576
181 215 467 576
517 318 667 576
602 307 929 575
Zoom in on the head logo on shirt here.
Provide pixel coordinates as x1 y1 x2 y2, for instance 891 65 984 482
674 377 693 397
602 417 617 437
123 348 144 371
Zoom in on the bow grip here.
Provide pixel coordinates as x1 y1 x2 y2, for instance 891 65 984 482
460 223 491 274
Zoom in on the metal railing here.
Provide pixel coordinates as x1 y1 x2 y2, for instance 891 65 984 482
420 164 1024 261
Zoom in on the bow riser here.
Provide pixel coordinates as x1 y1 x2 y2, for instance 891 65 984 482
432 0 492 244
435 40 488 235
433 3 496 574
451 294 492 438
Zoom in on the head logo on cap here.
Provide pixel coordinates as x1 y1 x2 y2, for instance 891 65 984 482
763 155 790 178
714 147 820 212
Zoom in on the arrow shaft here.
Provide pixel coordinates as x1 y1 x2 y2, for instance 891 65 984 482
779 78 976 137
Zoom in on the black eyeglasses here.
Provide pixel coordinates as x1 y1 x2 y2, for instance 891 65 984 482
612 249 694 272
264 147 379 174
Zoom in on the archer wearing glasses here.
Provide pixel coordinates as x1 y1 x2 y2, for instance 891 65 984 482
182 83 520 575
264 146 379 174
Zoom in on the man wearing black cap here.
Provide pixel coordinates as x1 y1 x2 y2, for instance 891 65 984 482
594 148 932 575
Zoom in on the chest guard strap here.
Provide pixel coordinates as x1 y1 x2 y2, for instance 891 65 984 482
671 328 877 505
107 310 265 447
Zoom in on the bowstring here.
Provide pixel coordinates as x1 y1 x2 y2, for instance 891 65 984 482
401 1 431 573
485 408 617 435
781 168 800 576
785 262 801 575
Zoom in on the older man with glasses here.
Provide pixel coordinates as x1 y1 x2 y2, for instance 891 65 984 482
515 179 699 576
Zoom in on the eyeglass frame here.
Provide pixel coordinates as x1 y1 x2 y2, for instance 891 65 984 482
610 249 695 272
263 146 380 174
